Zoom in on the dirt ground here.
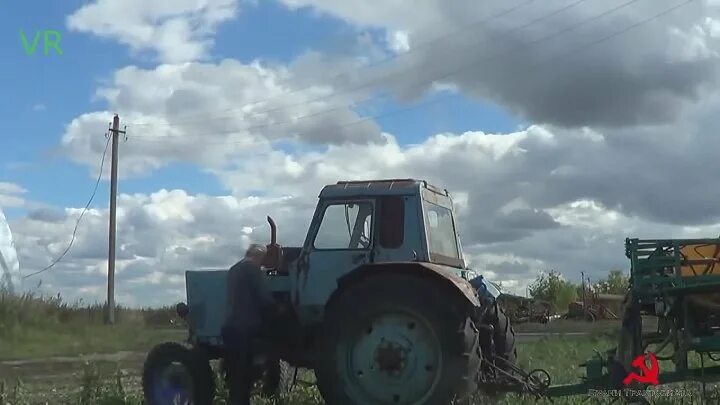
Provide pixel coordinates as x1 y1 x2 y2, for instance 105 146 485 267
0 351 145 403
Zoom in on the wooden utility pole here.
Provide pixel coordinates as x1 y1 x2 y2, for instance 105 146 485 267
581 271 587 319
107 114 125 324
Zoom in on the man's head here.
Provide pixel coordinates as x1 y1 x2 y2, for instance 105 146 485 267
244 243 267 266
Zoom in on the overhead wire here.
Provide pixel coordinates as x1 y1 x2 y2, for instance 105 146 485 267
126 0 591 135
126 0 538 128
126 0 681 144
23 135 112 280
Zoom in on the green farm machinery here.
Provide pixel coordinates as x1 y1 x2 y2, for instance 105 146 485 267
141 178 720 404
546 237 720 399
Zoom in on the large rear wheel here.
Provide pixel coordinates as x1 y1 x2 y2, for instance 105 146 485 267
315 274 481 405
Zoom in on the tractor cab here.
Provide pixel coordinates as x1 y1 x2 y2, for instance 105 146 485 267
262 179 474 323
261 179 466 271
307 178 465 268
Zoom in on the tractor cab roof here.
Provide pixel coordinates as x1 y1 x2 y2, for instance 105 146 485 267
319 178 449 199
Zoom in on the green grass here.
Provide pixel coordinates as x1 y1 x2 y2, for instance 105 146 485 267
1 292 716 403
1 332 715 404
0 292 183 359
4 331 704 404
1 324 184 360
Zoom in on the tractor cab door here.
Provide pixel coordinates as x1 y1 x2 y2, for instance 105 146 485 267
295 199 375 323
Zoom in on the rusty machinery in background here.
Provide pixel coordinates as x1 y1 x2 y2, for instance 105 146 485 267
497 293 554 324
565 272 622 322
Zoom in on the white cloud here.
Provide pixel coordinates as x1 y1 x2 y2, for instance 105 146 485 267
20 115 720 307
20 0 720 308
66 0 241 63
59 56 386 178
387 30 410 53
0 183 27 208
276 0 720 128
12 189 314 307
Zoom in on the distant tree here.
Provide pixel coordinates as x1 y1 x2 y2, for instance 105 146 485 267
528 270 577 312
593 270 629 295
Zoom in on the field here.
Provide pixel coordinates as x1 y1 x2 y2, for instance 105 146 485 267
0 293 713 404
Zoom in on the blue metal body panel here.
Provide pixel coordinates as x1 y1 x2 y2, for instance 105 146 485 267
185 269 291 342
294 198 376 323
185 270 227 343
372 196 425 263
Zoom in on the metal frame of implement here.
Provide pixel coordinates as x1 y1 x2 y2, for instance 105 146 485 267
539 237 720 398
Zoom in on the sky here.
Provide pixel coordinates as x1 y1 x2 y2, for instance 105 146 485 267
2 0 720 307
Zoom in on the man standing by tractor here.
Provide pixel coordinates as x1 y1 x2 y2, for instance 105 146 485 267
222 243 275 405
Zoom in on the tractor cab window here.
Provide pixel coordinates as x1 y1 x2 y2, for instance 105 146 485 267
314 201 373 250
423 200 460 262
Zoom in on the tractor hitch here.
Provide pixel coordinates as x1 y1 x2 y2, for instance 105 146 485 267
479 356 552 399
480 350 624 400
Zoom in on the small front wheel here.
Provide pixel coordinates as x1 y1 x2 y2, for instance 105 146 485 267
142 342 215 405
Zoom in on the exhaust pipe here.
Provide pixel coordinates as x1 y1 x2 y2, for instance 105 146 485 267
267 216 277 245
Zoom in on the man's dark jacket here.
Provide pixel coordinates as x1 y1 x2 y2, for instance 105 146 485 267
224 258 275 331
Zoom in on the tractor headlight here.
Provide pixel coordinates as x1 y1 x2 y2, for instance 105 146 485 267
176 302 189 319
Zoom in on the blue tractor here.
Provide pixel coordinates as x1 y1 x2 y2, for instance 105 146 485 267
142 179 532 405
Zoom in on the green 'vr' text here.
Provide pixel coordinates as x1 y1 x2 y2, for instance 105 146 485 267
20 30 63 56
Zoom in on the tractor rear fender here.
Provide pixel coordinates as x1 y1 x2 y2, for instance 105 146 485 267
328 262 482 313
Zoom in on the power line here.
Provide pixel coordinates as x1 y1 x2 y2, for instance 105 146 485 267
127 0 654 143
544 0 693 63
127 0 591 134
23 136 111 280
125 0 594 138
127 0 692 145
126 0 538 128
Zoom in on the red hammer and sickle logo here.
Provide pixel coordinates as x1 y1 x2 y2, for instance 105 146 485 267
623 352 659 386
